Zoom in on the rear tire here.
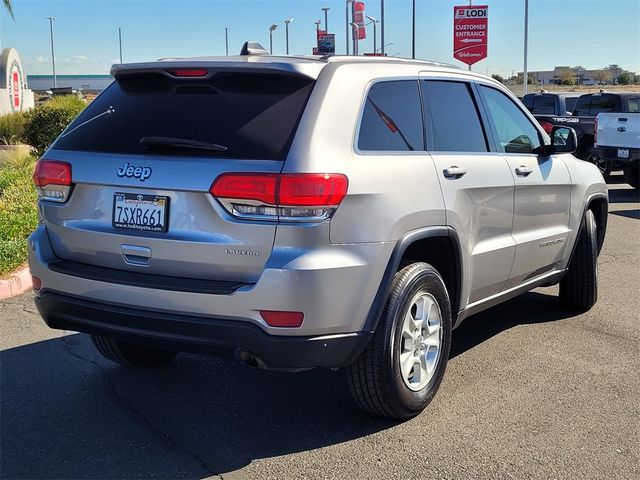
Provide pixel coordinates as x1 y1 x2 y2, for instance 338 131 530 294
624 165 639 189
559 210 598 310
91 335 178 368
346 263 452 419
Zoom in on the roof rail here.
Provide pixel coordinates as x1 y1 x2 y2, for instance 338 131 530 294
240 41 269 56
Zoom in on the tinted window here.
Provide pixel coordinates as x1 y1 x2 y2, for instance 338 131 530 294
572 96 591 116
521 95 534 110
531 95 555 114
565 97 578 113
479 86 542 154
422 81 487 152
54 72 315 160
626 97 639 113
589 95 618 115
358 80 424 151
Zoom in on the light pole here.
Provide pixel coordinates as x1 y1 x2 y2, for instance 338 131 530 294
225 27 229 55
314 19 322 31
366 15 378 55
379 42 393 54
46 16 57 88
284 18 293 55
345 0 353 55
118 27 123 63
269 23 278 54
411 0 416 59
381 0 385 55
523 0 529 94
350 23 359 56
321 7 330 32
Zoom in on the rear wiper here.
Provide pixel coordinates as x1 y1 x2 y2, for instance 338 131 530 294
139 136 228 152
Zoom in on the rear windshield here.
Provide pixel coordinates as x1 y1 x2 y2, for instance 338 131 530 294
564 97 578 113
531 95 555 114
54 71 315 160
573 94 619 116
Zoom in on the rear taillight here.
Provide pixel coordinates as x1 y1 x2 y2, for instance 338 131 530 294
260 310 304 328
594 117 598 146
539 120 554 135
33 160 72 203
210 173 348 222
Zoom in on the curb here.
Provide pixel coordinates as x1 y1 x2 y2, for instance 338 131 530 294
0 266 32 301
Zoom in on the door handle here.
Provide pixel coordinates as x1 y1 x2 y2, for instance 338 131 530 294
515 165 533 176
443 166 467 179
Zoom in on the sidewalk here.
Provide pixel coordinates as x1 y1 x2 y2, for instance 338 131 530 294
0 266 32 301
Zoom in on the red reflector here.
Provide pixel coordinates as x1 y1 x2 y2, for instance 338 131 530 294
31 275 41 290
278 174 348 206
210 173 348 207
211 173 278 204
33 160 72 187
539 120 554 135
167 69 208 77
260 310 304 328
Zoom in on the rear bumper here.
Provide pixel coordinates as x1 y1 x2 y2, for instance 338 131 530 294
35 291 372 369
594 146 640 164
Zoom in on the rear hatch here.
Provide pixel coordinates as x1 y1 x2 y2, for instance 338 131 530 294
40 66 316 283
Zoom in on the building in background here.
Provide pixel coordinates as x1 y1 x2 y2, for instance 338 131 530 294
0 48 35 114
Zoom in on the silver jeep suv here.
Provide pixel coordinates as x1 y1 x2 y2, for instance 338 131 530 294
29 48 608 419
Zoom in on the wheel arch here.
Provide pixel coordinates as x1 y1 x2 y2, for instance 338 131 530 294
362 227 463 333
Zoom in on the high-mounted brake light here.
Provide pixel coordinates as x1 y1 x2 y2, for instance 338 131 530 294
166 69 209 77
33 160 73 203
210 173 348 222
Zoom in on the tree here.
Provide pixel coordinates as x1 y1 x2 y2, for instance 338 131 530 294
618 72 633 85
491 74 505 84
3 0 13 19
592 70 610 85
556 68 576 86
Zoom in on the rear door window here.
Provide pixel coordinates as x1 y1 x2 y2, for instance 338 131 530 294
588 94 618 115
422 80 488 152
479 86 542 154
626 97 640 113
357 80 424 151
531 95 555 114
53 71 315 160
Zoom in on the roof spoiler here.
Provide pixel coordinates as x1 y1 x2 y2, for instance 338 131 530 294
240 41 269 56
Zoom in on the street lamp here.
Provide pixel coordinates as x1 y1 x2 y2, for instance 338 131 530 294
269 23 278 54
381 0 385 55
350 22 359 56
46 16 57 88
378 42 393 54
225 27 229 56
284 18 293 55
411 0 416 59
321 7 330 31
345 0 354 55
366 15 378 55
118 27 123 63
314 20 322 31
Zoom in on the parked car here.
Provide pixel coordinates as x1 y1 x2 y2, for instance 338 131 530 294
534 91 640 178
29 46 608 419
595 111 640 188
522 90 579 116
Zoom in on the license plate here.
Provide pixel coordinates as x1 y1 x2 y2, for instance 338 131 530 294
618 148 629 158
113 193 169 232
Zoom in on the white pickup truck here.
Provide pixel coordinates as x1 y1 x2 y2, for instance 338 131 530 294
595 110 640 188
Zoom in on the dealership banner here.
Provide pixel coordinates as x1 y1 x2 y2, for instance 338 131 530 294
353 2 366 40
453 4 488 66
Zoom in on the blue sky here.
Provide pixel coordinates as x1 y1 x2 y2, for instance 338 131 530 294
2 0 639 77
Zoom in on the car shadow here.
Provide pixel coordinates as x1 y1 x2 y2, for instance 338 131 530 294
608 186 640 204
450 289 572 359
1 289 576 479
609 209 640 220
0 332 396 479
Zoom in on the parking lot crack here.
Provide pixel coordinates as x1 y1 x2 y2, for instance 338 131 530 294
59 336 217 477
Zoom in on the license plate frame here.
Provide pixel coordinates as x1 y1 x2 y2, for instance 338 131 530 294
617 148 629 159
112 192 170 233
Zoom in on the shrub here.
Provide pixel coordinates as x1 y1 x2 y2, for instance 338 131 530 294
0 151 38 275
24 96 86 156
0 111 27 144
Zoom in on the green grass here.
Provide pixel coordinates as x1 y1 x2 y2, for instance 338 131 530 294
0 151 38 276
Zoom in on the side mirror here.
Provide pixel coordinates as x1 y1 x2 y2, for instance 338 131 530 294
549 126 577 154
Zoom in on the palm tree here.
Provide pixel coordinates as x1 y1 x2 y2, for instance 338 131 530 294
3 0 13 19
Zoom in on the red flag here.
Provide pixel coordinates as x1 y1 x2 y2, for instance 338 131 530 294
354 2 367 40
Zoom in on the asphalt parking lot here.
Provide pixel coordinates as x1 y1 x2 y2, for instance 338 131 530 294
1 175 638 480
